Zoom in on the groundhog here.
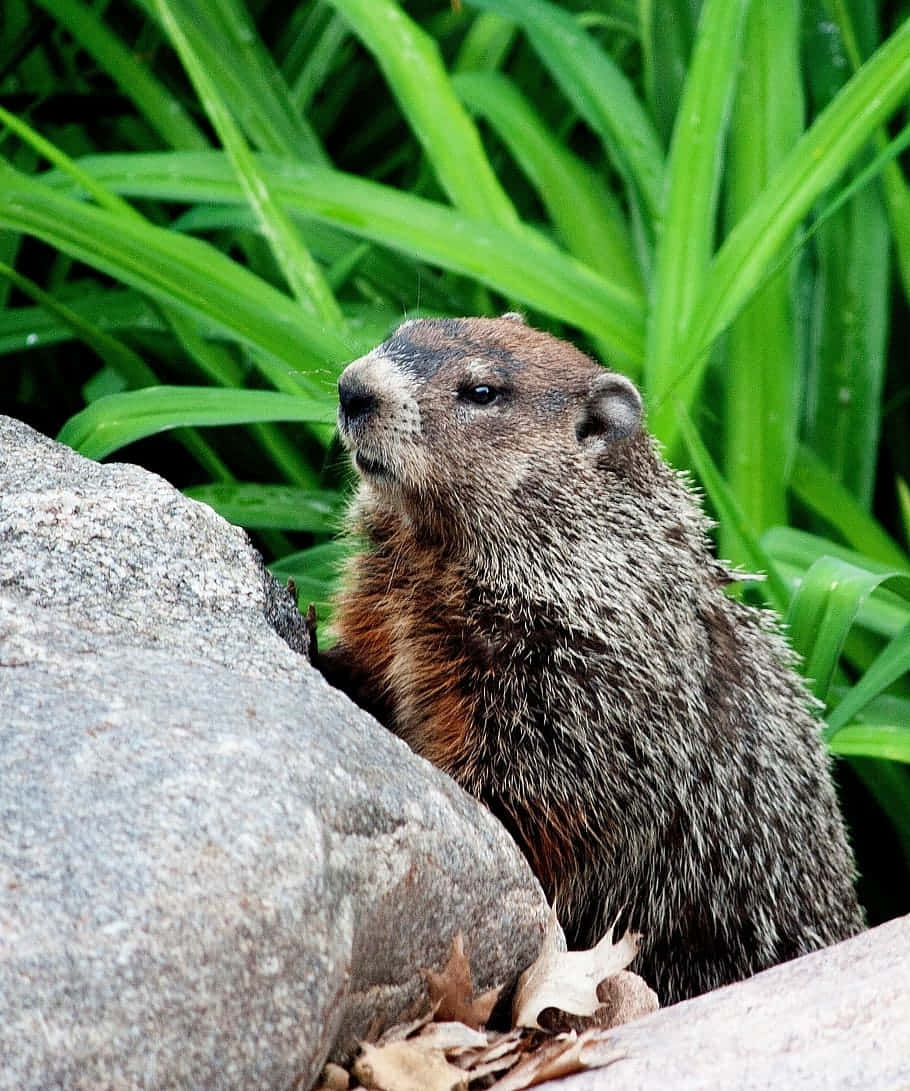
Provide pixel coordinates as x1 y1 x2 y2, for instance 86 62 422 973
318 314 864 1005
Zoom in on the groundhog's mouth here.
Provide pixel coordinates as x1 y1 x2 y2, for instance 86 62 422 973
355 451 393 481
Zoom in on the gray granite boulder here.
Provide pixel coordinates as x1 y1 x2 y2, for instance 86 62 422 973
542 912 910 1090
0 415 549 1090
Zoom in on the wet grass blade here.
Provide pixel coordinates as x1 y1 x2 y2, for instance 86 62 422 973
826 619 910 738
644 0 750 448
680 16 910 385
465 0 665 228
786 555 910 703
0 175 353 390
719 0 802 553
829 723 910 764
183 483 343 532
58 151 646 363
804 183 890 508
57 386 336 461
453 70 642 294
325 0 517 228
150 0 343 326
676 401 790 611
790 445 910 568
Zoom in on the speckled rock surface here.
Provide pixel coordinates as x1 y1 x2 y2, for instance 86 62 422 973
539 913 910 1091
0 415 548 1090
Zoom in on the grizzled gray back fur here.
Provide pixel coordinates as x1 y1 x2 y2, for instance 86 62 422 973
325 316 864 1005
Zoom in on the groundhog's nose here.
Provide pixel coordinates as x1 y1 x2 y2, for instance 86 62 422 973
338 373 377 428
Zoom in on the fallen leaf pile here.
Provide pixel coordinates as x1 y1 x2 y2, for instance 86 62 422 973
316 912 658 1091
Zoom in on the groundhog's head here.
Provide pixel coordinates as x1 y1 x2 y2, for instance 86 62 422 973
337 315 645 539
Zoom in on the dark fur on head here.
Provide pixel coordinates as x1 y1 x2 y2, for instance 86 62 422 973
322 316 863 1004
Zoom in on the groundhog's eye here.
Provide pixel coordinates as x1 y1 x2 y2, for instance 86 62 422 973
460 384 500 406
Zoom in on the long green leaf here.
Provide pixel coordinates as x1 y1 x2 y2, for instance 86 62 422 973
826 619 910 736
645 0 750 448
55 151 646 362
0 262 153 388
790 445 910 568
829 724 910 764
57 386 336 460
765 532 910 647
0 174 353 391
676 402 790 611
183 482 343 531
29 0 207 150
786 555 910 702
720 0 802 553
825 0 910 304
680 16 910 379
453 70 641 295
466 0 664 228
0 288 162 355
639 0 695 145
325 0 517 228
150 0 342 326
804 183 890 509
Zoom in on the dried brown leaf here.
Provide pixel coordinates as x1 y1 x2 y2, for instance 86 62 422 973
465 1028 527 1066
489 1029 625 1091
375 1007 437 1046
411 1021 490 1052
512 909 645 1030
353 1041 467 1091
424 932 503 1029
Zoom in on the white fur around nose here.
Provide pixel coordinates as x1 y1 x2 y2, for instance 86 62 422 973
339 350 429 490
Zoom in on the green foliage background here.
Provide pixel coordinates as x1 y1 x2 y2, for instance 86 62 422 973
2 0 909 921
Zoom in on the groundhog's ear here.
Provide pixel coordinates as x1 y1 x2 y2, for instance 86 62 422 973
575 371 642 448
500 311 526 324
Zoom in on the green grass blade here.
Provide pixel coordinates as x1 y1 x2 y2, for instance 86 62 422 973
454 11 516 72
762 527 910 647
453 70 642 293
269 540 351 629
643 0 750 449
0 102 315 484
325 0 517 228
30 0 207 150
150 0 343 327
676 402 790 611
269 540 348 578
288 11 350 115
466 0 665 227
804 181 890 508
680 16 910 383
183 483 342 531
786 555 910 703
0 261 153 388
639 0 695 145
826 619 910 736
762 526 910 579
719 0 802 551
791 445 910 568
57 386 336 461
131 0 325 161
824 0 910 305
0 174 352 390
60 151 646 362
829 723 910 764
899 477 910 548
189 0 325 161
0 288 162 355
